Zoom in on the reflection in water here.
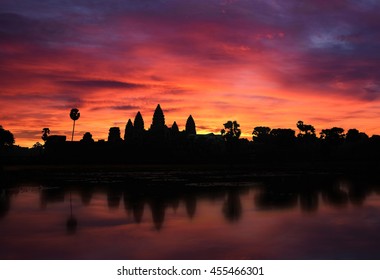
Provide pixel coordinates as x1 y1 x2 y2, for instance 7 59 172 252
322 186 348 208
124 191 145 224
255 189 298 210
185 195 196 219
66 191 77 234
347 180 368 206
149 199 166 231
222 190 242 223
40 187 64 209
299 190 319 212
79 187 93 206
107 188 122 209
1 171 380 259
0 189 10 219
3 175 380 228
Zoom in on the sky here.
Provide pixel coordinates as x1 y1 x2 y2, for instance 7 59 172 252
1 0 380 147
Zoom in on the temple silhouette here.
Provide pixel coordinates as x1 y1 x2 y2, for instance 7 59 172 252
2 103 380 169
41 104 226 164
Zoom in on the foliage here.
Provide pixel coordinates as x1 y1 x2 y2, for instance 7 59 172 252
70 108 80 121
270 128 296 145
296 120 316 139
0 125 15 147
320 127 345 144
252 126 271 143
296 121 315 135
346 129 368 143
70 108 80 141
221 121 241 142
32 142 43 148
81 132 95 143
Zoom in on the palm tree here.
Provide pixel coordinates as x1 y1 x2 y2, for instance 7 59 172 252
70 108 80 141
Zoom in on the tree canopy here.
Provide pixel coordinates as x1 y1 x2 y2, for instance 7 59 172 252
221 121 241 142
0 126 15 147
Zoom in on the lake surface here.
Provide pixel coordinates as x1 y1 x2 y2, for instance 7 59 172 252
1 168 380 259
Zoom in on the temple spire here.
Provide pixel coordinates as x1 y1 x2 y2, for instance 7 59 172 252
185 115 196 135
151 104 165 130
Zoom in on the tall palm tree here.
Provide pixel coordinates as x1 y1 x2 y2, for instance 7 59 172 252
70 108 80 141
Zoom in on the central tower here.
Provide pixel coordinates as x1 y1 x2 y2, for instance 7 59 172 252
150 104 166 130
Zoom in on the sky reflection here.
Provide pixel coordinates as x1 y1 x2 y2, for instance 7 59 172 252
1 174 380 259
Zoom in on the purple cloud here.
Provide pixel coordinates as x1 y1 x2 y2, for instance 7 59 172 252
61 80 147 89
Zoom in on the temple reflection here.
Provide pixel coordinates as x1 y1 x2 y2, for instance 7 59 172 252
223 190 242 222
1 173 379 232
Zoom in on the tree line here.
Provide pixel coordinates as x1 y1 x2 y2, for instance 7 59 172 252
1 107 380 166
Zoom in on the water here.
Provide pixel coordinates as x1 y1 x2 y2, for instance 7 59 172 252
1 170 380 259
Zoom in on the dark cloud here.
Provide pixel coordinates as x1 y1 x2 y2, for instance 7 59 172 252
0 92 84 108
2 0 380 146
61 80 148 89
0 12 73 47
90 105 140 112
111 105 140 111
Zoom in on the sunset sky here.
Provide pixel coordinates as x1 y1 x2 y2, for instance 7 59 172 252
1 0 380 147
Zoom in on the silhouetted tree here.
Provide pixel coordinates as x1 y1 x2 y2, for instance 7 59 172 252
32 142 43 149
270 128 295 146
124 119 134 141
320 127 345 144
108 127 122 143
346 129 368 143
185 115 196 135
252 126 271 143
221 121 241 142
0 126 15 147
70 108 80 141
41 128 50 142
80 132 94 143
370 135 380 141
296 120 316 142
297 121 315 135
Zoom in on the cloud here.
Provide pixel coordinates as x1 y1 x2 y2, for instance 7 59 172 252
90 105 140 112
2 0 380 146
61 80 148 89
